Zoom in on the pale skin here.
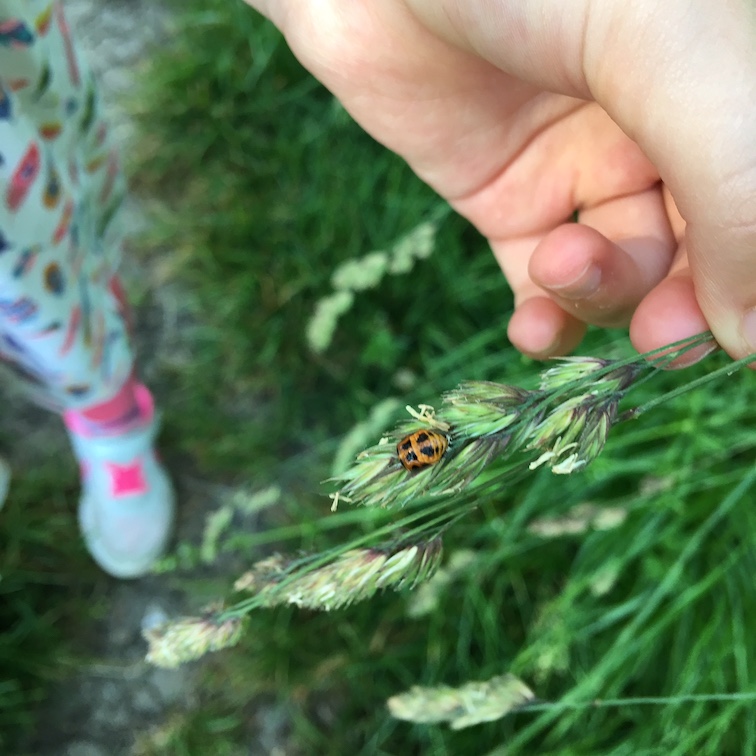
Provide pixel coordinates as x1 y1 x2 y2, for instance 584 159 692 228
244 0 756 366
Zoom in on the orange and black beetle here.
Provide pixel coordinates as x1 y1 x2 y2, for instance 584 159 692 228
396 429 449 472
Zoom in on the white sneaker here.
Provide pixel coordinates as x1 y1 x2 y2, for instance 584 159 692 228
64 384 175 579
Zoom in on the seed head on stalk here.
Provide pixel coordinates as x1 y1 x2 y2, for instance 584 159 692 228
234 537 443 611
441 381 534 438
528 359 644 474
330 391 533 509
330 358 648 508
143 606 247 669
387 672 535 729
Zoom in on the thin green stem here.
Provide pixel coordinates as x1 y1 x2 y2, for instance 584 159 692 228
626 350 756 420
523 691 756 712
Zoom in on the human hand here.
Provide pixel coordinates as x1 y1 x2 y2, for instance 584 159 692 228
245 0 756 366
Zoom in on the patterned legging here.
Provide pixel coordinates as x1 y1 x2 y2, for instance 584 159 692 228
0 0 133 412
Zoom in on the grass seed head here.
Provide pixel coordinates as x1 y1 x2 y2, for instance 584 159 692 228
387 673 535 729
306 290 355 353
331 386 534 507
332 359 643 507
539 357 641 394
331 251 389 291
234 538 443 611
144 609 247 669
444 381 532 408
528 390 622 474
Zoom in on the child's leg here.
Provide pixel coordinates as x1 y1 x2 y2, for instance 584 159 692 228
0 1 174 578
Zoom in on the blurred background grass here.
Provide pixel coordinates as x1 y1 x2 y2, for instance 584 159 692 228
3 0 756 753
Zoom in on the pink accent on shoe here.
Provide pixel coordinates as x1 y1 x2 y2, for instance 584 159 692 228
80 374 139 422
134 382 155 421
105 458 148 497
64 381 155 438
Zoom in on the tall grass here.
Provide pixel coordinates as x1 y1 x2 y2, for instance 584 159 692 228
0 452 93 752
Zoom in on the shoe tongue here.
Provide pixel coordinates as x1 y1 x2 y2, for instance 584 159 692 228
66 417 157 463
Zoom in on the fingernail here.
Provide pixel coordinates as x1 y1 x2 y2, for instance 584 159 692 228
664 341 719 369
548 263 601 300
741 308 756 354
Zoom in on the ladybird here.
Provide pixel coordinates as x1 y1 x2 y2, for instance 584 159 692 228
396 429 449 472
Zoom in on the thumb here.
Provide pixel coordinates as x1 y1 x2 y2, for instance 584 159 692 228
587 2 756 360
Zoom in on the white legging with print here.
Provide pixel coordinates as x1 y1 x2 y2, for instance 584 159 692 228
0 0 133 412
